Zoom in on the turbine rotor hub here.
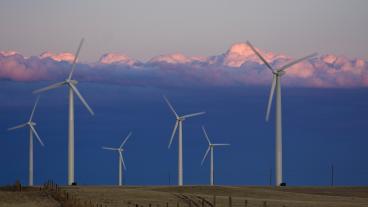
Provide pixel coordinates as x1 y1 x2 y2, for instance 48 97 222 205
276 70 286 77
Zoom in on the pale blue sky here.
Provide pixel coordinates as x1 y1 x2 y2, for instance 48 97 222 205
0 0 367 61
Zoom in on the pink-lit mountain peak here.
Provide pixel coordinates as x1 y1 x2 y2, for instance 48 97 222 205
0 51 19 57
227 43 256 56
99 53 138 65
149 53 207 64
222 43 277 67
40 52 75 63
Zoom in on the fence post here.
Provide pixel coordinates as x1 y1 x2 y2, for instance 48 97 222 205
263 201 267 207
202 198 205 207
177 202 179 207
228 196 232 207
244 200 248 207
213 195 216 207
167 202 169 207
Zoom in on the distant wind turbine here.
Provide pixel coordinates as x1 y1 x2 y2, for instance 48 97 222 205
246 41 317 186
102 132 132 186
164 95 205 186
33 38 94 185
201 126 230 186
8 96 44 186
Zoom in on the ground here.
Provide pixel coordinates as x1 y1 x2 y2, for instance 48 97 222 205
1 186 368 207
0 187 60 207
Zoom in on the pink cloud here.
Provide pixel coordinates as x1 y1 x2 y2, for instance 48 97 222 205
0 43 367 88
99 53 139 65
0 51 19 57
40 52 75 63
149 53 207 64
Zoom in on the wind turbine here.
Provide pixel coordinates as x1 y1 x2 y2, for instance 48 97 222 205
164 95 205 186
246 41 317 186
102 132 132 186
201 126 229 186
8 96 44 186
33 38 94 185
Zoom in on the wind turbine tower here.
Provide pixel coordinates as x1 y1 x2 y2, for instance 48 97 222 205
8 96 45 186
247 41 317 186
201 126 230 186
164 96 205 186
33 39 94 185
102 132 132 186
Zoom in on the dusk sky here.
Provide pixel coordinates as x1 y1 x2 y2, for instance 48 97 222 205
0 0 368 186
0 0 367 61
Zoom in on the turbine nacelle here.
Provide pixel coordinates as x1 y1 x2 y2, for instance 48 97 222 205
177 117 185 122
201 126 230 166
246 40 317 121
65 79 78 85
102 132 132 171
8 96 45 147
164 96 205 149
274 70 286 77
32 40 94 116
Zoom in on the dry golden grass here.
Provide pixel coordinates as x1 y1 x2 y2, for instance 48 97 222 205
0 187 60 207
61 186 368 207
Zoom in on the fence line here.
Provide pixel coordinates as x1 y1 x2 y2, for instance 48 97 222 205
40 180 283 207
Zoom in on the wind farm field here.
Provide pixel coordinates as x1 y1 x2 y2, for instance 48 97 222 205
2 185 368 207
0 187 59 207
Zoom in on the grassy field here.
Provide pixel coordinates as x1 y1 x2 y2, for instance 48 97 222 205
1 185 368 207
62 186 368 207
0 187 60 207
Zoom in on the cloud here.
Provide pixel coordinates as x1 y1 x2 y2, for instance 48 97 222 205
98 53 140 66
40 52 75 63
0 43 367 88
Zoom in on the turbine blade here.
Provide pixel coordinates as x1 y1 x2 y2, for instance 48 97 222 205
212 143 230 146
69 83 94 116
168 121 178 149
67 38 84 80
163 95 178 118
32 81 65 94
30 125 44 146
201 126 211 145
266 75 277 122
201 147 211 166
120 132 132 148
102 146 119 150
246 41 274 72
119 151 127 170
181 112 205 119
29 96 40 122
279 53 318 71
8 123 27 131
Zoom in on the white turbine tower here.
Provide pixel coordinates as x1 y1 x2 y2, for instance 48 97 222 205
164 96 205 186
201 126 229 186
246 41 317 186
8 96 44 186
102 132 132 186
33 38 94 185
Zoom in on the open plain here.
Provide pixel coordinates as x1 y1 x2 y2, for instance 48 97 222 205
2 185 368 207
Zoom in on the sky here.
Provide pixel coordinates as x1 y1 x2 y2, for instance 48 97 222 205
1 83 368 186
0 0 367 61
0 0 368 187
